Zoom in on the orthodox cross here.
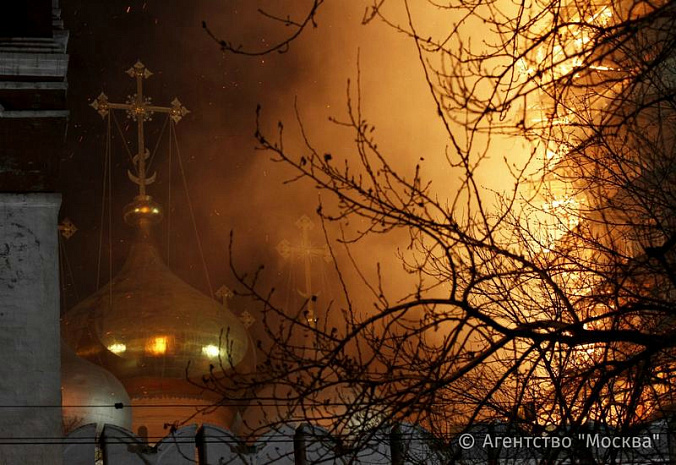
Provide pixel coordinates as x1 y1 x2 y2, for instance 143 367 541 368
90 61 189 196
58 218 78 239
276 215 332 329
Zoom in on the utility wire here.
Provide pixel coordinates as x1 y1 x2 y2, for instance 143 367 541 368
0 401 439 408
172 122 213 297
0 432 465 443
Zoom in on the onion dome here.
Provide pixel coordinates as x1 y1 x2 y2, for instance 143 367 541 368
62 195 251 438
61 344 132 434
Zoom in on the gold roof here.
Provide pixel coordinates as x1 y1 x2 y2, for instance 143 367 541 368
62 198 250 399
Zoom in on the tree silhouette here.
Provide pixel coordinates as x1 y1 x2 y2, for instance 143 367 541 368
211 0 676 462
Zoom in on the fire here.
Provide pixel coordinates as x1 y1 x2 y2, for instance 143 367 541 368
506 0 674 427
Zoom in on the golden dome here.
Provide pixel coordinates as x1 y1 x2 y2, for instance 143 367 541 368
61 196 250 401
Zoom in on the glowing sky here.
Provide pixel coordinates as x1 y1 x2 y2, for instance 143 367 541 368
57 1 460 329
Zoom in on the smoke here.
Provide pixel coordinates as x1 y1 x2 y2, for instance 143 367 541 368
58 0 464 340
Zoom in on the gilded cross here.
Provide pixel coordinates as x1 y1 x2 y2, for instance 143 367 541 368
276 215 331 329
90 61 189 196
58 218 78 239
215 284 235 304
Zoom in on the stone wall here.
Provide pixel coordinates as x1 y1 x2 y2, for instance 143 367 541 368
0 194 62 465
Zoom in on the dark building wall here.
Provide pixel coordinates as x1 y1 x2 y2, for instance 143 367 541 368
0 0 68 192
0 117 67 191
0 1 66 464
0 0 53 38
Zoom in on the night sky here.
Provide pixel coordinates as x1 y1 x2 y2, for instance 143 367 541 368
56 0 452 332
